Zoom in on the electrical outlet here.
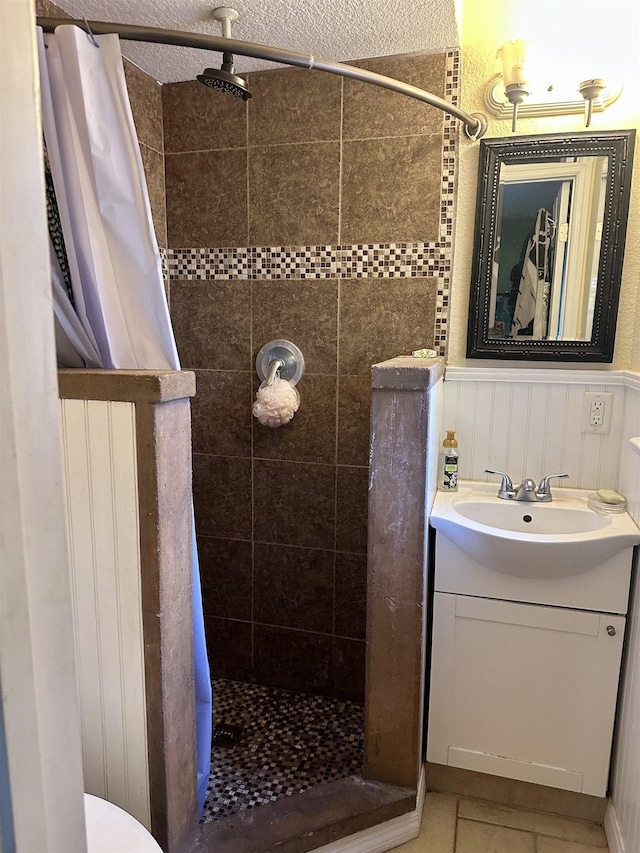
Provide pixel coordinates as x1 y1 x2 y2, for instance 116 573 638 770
582 391 613 434
590 399 604 426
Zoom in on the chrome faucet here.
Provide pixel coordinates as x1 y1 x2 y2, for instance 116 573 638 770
485 470 569 502
484 469 515 499
536 473 570 501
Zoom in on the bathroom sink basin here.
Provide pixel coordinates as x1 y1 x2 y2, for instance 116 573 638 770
454 499 609 535
431 481 640 578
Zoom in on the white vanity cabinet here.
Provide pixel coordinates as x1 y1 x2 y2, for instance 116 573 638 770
427 591 625 795
427 530 635 797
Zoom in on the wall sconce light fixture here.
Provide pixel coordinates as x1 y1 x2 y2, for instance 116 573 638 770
579 78 606 127
497 39 529 131
487 43 622 131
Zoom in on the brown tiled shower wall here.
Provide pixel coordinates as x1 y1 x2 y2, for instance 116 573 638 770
50 18 458 701
123 61 166 250
162 52 459 702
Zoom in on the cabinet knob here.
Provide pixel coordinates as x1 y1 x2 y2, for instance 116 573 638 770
606 625 617 637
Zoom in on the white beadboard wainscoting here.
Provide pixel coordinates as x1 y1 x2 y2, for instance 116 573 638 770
443 368 628 491
59 399 150 829
618 376 640 526
608 374 640 853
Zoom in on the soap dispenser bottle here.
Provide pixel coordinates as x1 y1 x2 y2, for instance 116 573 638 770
439 430 459 492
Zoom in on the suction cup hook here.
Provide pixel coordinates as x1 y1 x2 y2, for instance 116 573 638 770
255 340 305 386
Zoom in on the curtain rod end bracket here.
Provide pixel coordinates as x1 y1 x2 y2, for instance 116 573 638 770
464 112 489 140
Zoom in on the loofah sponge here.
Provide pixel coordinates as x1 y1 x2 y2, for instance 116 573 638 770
252 377 300 428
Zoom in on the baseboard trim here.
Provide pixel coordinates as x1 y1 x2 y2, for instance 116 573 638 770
622 371 640 392
444 367 627 385
443 367 640 390
309 769 426 853
605 801 626 853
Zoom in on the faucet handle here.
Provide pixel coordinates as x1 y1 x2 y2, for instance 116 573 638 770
485 469 515 499
537 473 569 497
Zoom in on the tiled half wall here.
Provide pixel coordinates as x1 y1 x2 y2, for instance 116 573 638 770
163 50 460 700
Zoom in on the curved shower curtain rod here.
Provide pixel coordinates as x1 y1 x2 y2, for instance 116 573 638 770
37 16 489 140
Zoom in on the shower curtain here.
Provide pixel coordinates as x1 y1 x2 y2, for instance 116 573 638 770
38 25 211 813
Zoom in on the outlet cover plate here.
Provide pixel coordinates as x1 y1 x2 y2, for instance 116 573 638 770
582 391 613 434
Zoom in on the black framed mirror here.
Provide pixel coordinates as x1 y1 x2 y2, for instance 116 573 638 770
467 130 635 361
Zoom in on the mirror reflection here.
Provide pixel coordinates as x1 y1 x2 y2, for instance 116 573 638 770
491 156 607 342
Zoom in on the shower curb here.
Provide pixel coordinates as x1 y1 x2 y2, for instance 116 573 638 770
183 775 418 853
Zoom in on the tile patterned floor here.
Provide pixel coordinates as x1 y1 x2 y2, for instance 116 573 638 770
391 792 609 853
201 678 364 822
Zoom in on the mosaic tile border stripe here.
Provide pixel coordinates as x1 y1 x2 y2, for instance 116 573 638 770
167 242 449 281
435 48 460 353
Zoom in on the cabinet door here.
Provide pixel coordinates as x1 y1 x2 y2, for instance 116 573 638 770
427 593 625 796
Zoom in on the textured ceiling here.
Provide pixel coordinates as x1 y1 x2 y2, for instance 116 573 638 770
51 0 460 82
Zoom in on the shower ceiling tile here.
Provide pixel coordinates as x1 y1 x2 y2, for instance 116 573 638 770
162 80 247 153
248 142 340 247
49 0 459 83
342 53 447 141
341 135 442 244
248 67 342 146
166 148 248 247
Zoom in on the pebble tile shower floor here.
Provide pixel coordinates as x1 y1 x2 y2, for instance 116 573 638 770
202 678 365 822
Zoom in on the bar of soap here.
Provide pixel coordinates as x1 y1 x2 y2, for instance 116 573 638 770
597 488 626 505
411 348 437 358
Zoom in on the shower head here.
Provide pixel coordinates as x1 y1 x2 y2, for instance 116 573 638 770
197 53 251 100
197 7 251 100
